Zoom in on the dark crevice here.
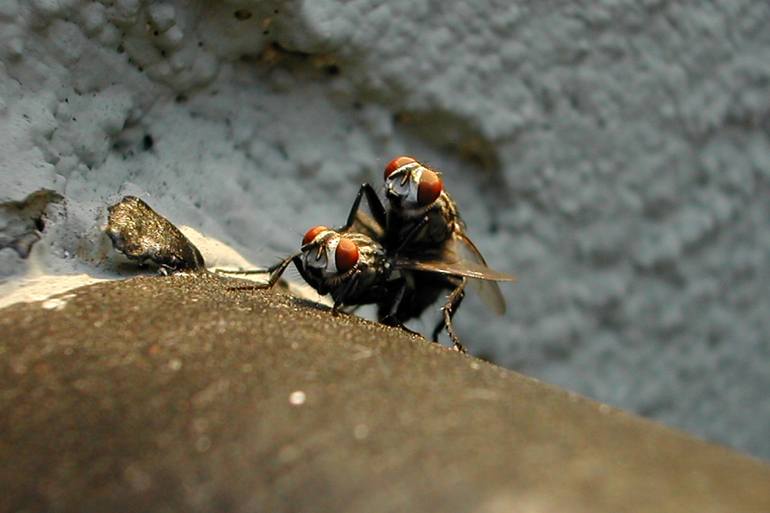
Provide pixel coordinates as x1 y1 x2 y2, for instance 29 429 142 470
142 134 154 151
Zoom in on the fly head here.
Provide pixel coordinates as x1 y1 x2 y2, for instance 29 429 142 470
383 156 443 215
300 225 360 286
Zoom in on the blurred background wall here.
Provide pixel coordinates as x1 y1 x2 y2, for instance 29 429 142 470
1 1 769 458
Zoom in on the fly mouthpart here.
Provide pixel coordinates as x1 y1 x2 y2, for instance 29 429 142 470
385 165 423 206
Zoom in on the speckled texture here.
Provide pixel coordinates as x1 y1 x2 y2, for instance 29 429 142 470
0 1 769 458
1 274 769 513
105 195 205 270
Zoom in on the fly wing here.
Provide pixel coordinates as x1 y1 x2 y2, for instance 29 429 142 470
346 210 386 241
396 256 514 281
452 233 510 315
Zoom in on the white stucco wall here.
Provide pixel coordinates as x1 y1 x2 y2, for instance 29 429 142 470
1 1 769 458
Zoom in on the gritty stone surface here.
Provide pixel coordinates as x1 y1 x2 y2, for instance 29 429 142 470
1 273 769 513
0 1 769 458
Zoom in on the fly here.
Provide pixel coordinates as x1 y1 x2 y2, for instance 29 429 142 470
336 156 513 351
221 221 512 351
382 155 459 253
235 225 395 313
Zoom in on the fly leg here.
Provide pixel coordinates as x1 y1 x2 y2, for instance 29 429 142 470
432 277 467 353
216 268 270 275
379 279 420 337
331 269 362 316
226 253 301 291
340 183 388 232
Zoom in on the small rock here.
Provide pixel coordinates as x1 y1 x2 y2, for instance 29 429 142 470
105 196 205 271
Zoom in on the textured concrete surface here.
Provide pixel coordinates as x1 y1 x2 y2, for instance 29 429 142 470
1 1 769 459
2 273 769 513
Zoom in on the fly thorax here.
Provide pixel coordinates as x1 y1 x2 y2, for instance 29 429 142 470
391 198 452 248
356 240 386 272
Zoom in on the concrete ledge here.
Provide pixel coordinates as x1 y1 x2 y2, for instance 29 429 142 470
1 273 768 512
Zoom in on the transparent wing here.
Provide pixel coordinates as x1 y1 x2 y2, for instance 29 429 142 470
396 256 514 282
453 232 510 315
396 234 514 315
346 210 386 241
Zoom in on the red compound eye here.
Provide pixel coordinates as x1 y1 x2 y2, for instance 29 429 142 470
384 156 416 179
303 225 328 246
417 169 443 205
335 238 359 272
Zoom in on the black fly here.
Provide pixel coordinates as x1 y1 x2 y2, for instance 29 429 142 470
337 156 512 351
231 225 394 315
222 220 512 350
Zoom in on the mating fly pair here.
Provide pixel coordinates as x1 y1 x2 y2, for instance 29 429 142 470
223 156 514 352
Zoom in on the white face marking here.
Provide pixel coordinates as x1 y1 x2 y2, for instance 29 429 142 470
304 231 341 276
385 163 423 205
